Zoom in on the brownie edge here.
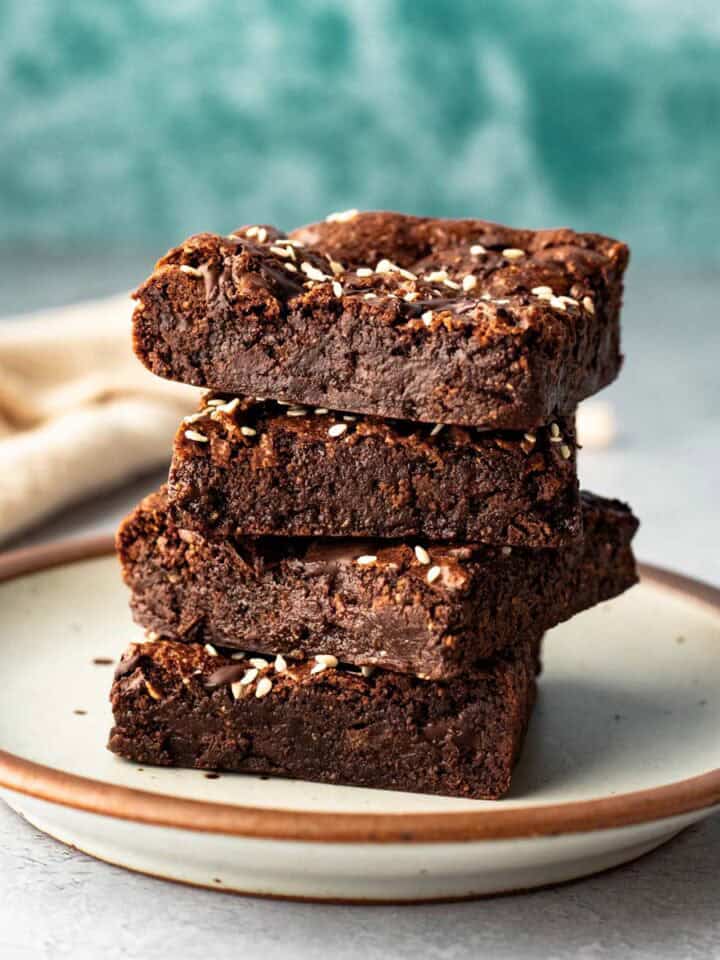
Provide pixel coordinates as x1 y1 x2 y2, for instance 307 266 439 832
108 638 539 800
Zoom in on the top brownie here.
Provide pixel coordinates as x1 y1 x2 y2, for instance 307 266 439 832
133 211 629 429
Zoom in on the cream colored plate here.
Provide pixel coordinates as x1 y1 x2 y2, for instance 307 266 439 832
0 542 719 901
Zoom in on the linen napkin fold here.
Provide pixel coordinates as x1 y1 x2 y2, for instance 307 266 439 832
0 294 201 544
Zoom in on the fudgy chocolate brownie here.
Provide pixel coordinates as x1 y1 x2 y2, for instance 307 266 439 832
169 396 580 546
117 488 637 680
132 211 628 428
108 636 538 799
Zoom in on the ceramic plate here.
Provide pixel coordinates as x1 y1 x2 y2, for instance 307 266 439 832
0 540 718 902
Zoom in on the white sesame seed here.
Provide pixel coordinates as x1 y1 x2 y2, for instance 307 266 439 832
531 286 553 297
274 654 287 673
356 267 373 277
270 245 292 258
216 398 240 415
470 244 487 255
332 280 343 297
502 248 525 259
363 292 377 300
206 398 225 406
414 545 431 565
583 296 595 315
283 262 298 272
424 270 448 283
183 412 206 424
550 435 563 444
230 681 243 700
204 644 218 656
398 267 417 280
316 654 338 667
429 423 444 437
310 662 328 675
256 676 273 698
550 422 561 438
356 555 377 566
558 295 579 306
494 298 510 306
559 444 572 459
501 546 513 556
375 258 393 274
240 425 257 437
462 275 477 292
342 414 357 422
179 264 204 277
326 209 359 223
230 652 246 660
286 407 307 417
524 433 537 444
328 423 348 438
314 407 329 415
426 565 442 584
550 296 567 311
249 657 270 670
421 310 434 326
361 666 375 678
185 430 209 443
443 278 460 290
300 262 329 282
403 291 419 302
240 668 258 686
256 227 268 243
245 226 260 237
329 259 345 276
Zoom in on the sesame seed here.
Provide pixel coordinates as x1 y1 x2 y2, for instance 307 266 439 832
583 296 595 315
356 267 373 277
462 275 477 292
328 423 348 438
276 400 291 406
550 422 561 438
558 295 579 306
185 430 209 443
403 291 419 302
426 565 442 584
550 296 567 311
240 668 258 686
361 666 375 678
560 444 572 459
286 407 307 417
179 264 204 277
501 546 512 556
342 414 357 422
531 286 553 297
414 545 431 565
421 310 434 326
356 555 377 565
429 423 444 437
325 209 359 223
550 435 563 444
310 662 328 675
332 280 343 297
375 258 393 274
300 262 329 282
470 244 487 255
230 681 243 700
216 398 240 415
424 270 448 283
245 226 260 237
240 426 257 437
283 262 298 272
443 278 460 290
315 654 338 667
329 259 345 276
230 652 246 660
204 644 218 657
502 248 525 259
524 433 536 444
256 677 273 698
183 412 206 424
314 407 329 415
249 657 270 670
274 654 287 673
206 398 225 406
363 292 377 300
494 299 510 306
256 228 268 243
270 245 292 258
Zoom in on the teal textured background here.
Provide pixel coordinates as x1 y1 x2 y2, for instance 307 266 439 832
2 0 719 260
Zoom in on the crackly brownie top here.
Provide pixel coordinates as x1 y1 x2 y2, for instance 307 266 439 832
134 210 628 342
177 393 577 463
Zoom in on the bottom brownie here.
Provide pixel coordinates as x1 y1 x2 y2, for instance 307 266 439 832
108 636 540 800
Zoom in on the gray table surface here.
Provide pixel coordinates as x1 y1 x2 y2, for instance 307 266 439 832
1 260 718 959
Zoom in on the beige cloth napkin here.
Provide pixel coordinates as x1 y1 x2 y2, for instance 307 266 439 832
0 295 201 544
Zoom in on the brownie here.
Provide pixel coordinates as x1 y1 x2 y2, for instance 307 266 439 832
117 488 637 680
169 396 581 547
132 211 628 429
107 636 538 799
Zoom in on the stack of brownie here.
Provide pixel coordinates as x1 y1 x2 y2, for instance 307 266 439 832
108 211 638 799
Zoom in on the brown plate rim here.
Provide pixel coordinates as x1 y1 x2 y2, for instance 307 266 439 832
0 536 719 845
